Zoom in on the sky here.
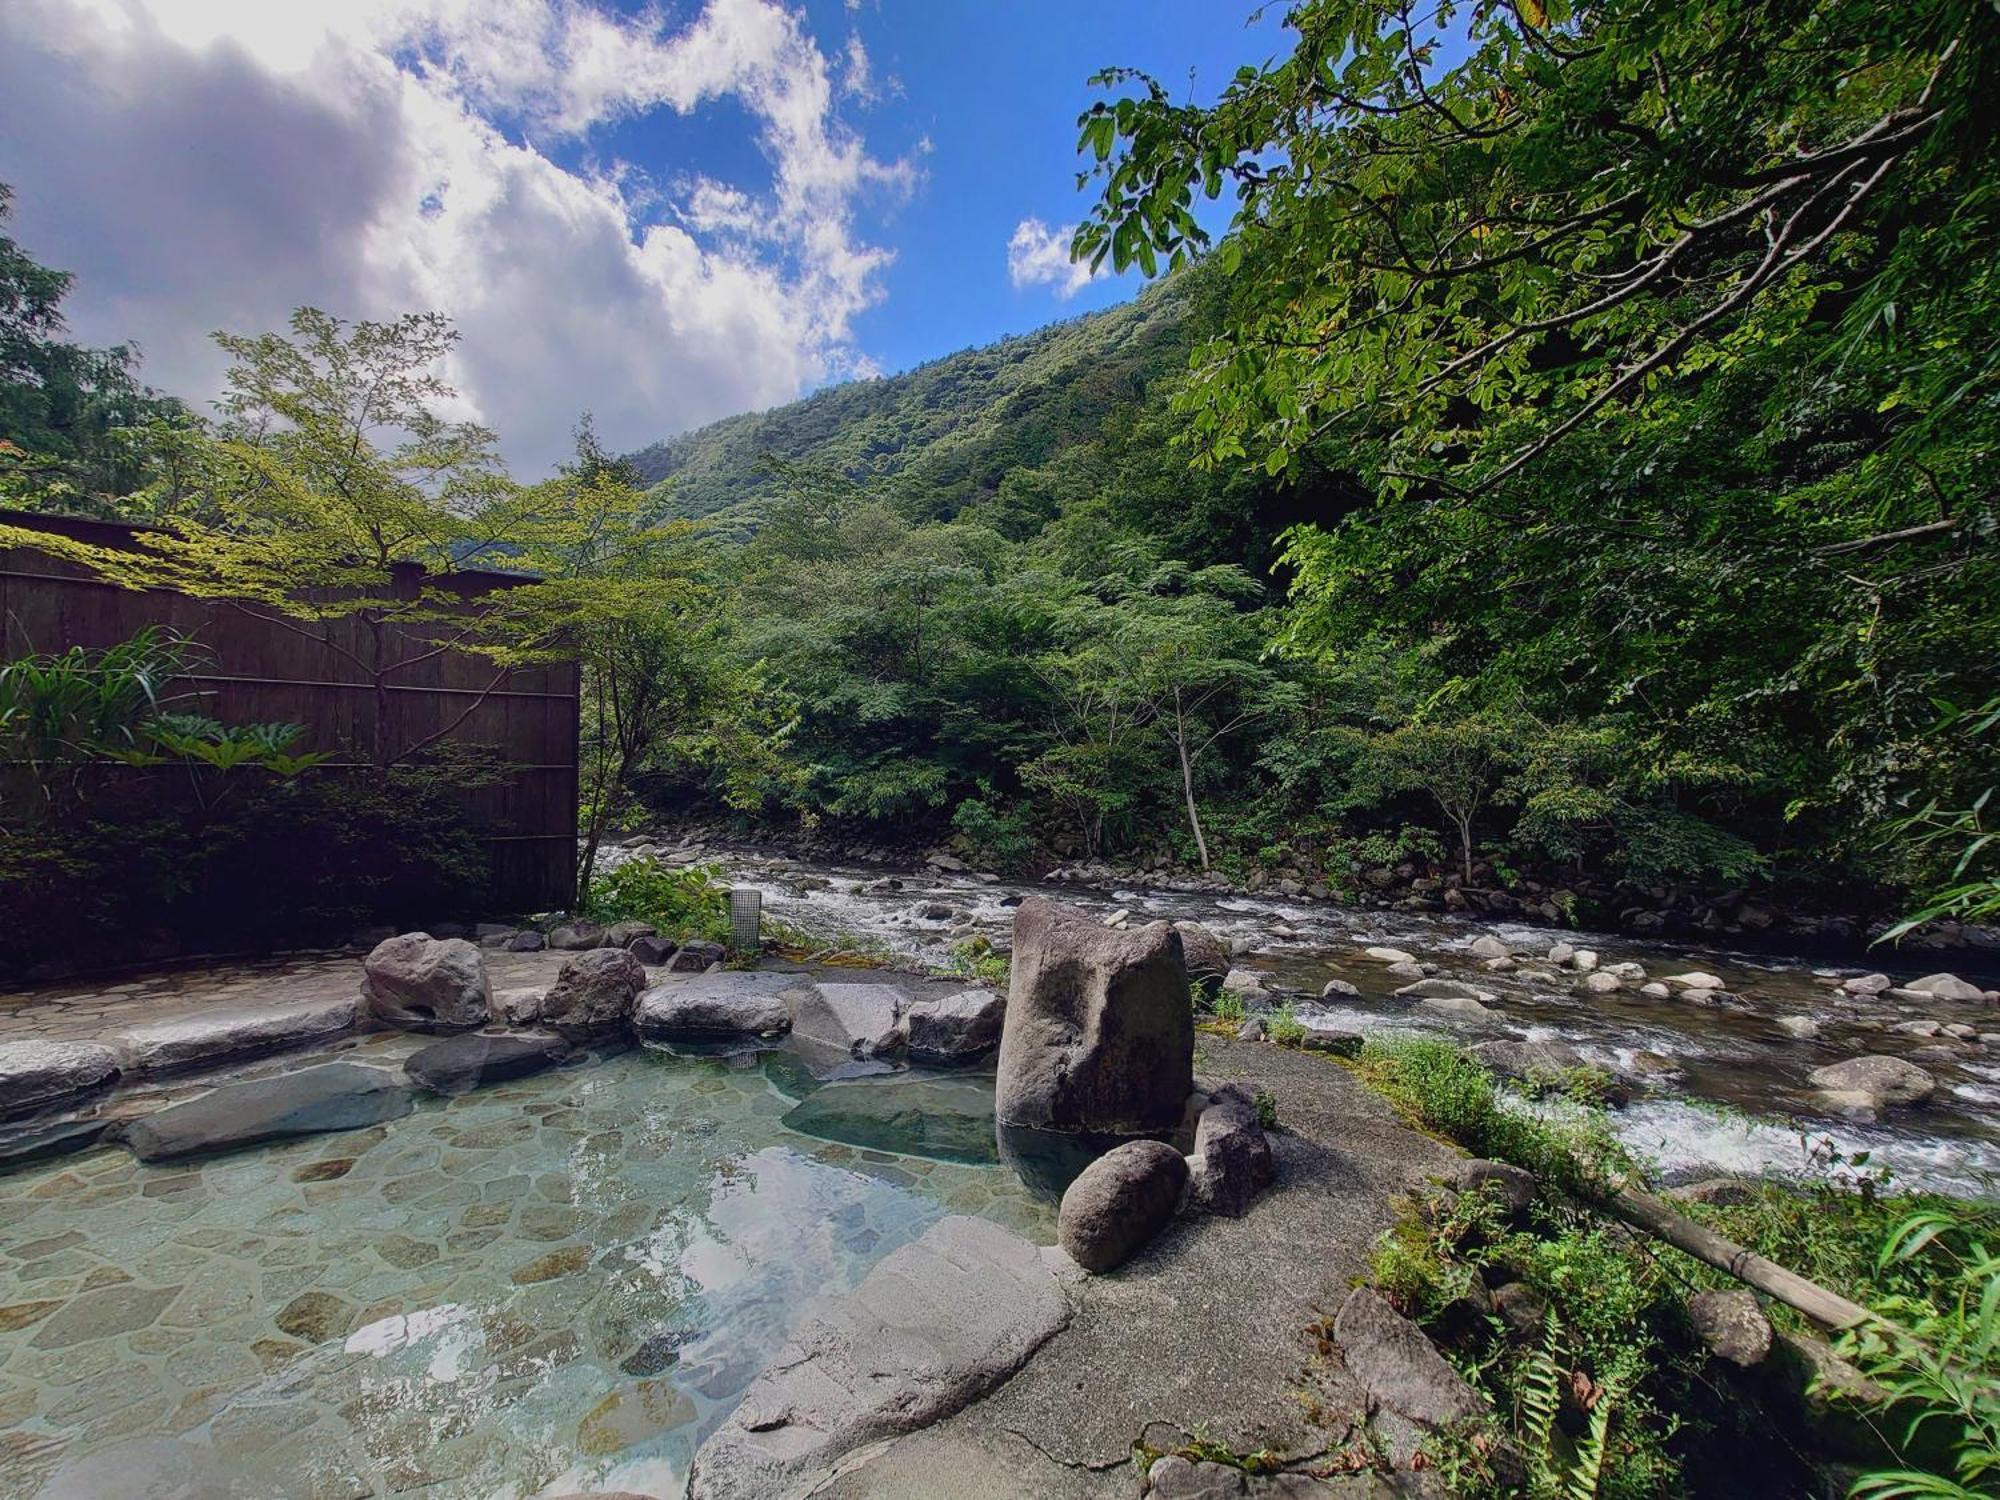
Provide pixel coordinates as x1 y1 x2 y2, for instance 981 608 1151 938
0 0 1292 475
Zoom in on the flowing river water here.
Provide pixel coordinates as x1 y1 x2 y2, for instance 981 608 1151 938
659 843 2000 1201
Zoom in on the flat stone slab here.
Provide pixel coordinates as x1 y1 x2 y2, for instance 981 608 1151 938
403 1032 570 1094
1333 1286 1486 1464
121 1062 414 1163
107 996 358 1077
0 1039 121 1119
791 981 909 1058
635 971 807 1039
688 1215 1070 1500
905 989 1005 1063
0 1117 111 1172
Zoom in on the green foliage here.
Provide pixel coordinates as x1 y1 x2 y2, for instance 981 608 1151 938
1843 1207 2000 1499
1266 1005 1306 1047
950 793 1035 873
941 934 1009 986
582 856 729 944
1212 989 1246 1024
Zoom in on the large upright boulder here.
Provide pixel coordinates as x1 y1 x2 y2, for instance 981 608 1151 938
540 948 647 1038
995 898 1194 1139
361 933 491 1032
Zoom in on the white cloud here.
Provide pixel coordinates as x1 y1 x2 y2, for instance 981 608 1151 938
0 0 916 473
1007 217 1098 300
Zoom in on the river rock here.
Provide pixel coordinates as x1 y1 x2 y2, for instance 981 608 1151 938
995 898 1194 1138
1220 967 1267 996
109 997 357 1076
1322 978 1360 998
0 1040 121 1119
507 930 547 953
540 948 647 1037
1688 1290 1773 1367
1570 949 1600 972
791 981 908 1058
547 920 608 951
1581 972 1623 994
1186 1084 1273 1217
1490 1281 1548 1338
1637 982 1671 1000
1364 946 1417 964
361 933 492 1033
403 1033 570 1094
1469 936 1511 959
1547 942 1576 965
605 920 656 948
904 989 1004 1063
1236 1017 1267 1042
1394 978 1493 1002
1333 1287 1487 1462
1664 971 1725 991
1299 1026 1363 1056
686 1216 1069 1500
1447 1158 1536 1217
1906 972 1985 1002
1841 972 1893 996
1148 1457 1247 1499
494 986 545 1026
1605 961 1648 981
1057 1138 1189 1272
1807 1055 1935 1108
627 934 679 966
1175 923 1230 987
1776 1015 1821 1041
667 940 726 972
1470 1038 1585 1079
122 1063 413 1162
634 971 802 1039
1418 995 1496 1018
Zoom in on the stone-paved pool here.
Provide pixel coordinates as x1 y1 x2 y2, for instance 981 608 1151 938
0 1042 1053 1499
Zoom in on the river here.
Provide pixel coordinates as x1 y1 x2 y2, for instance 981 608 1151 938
609 840 2000 1201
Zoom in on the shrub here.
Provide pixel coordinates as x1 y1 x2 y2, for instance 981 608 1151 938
583 856 730 942
1213 989 1246 1023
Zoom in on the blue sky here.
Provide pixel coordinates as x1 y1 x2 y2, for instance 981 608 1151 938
0 0 1291 471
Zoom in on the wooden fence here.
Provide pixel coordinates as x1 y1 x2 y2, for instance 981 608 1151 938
0 509 580 913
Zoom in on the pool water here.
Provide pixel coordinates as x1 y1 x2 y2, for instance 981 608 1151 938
0 1044 1052 1500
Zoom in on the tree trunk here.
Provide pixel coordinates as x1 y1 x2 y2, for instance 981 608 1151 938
1455 810 1475 885
1178 735 1211 870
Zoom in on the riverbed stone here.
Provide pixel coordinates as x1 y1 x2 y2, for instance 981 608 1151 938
1776 1016 1821 1040
0 1039 120 1119
493 986 545 1026
634 971 803 1038
121 1063 414 1162
1581 971 1623 994
548 920 608 951
403 1033 570 1094
686 1216 1069 1500
362 933 492 1033
109 997 357 1076
1807 1055 1935 1108
1664 971 1725 990
667 940 727 972
1469 936 1510 959
1058 1138 1189 1272
627 935 679 966
996 898 1195 1139
1446 1158 1535 1217
1906 972 1984 1002
904 989 1005 1062
1419 995 1495 1018
1394 978 1493 1003
1364 946 1417 964
541 948 647 1037
1688 1289 1773 1367
1175 923 1230 987
791 981 909 1058
1321 978 1360 999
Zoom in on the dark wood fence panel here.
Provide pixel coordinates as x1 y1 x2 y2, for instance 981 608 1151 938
0 510 580 912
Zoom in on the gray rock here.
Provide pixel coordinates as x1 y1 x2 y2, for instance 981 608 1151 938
791 981 909 1058
1394 978 1492 1003
1547 942 1576 965
1669 1178 1764 1207
1569 948 1600 973
361 933 492 1032
1364 946 1417 964
1385 961 1427 980
1605 961 1648 981
540 948 647 1037
1807 1055 1936 1107
0 1117 110 1170
1637 982 1671 1000
547 920 608 950
634 971 802 1038
1469 936 1511 959
121 1063 413 1162
780 1074 998 1165
1446 1158 1535 1217
1842 972 1893 995
1907 972 1985 1001
605 920 656 947
1187 1085 1274 1217
1175 923 1231 986
1148 1455 1246 1498
1581 972 1623 994
1333 1287 1487 1440
687 1216 1069 1500
1418 995 1496 1018
1490 1282 1547 1338
1688 1289 1773 1367
493 986 545 1026
1776 1016 1821 1041
1298 1027 1363 1057
1664 971 1725 990
403 1032 570 1094
1321 978 1361 999
506 930 547 952
1236 1017 1267 1042
627 934 679 966
0 1039 121 1119
1058 1138 1190 1272
108 996 356 1076
904 989 1004 1063
996 898 1194 1139
1468 1038 1585 1079
667 939 726 972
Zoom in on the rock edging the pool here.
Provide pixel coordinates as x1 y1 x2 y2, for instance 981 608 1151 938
685 1214 1074 1500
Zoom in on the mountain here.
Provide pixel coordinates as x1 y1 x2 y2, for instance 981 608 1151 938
626 275 1205 531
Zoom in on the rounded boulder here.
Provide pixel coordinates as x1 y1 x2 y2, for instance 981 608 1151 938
1057 1138 1188 1273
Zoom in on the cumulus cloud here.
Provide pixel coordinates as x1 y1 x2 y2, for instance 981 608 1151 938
0 0 917 473
1007 217 1098 300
